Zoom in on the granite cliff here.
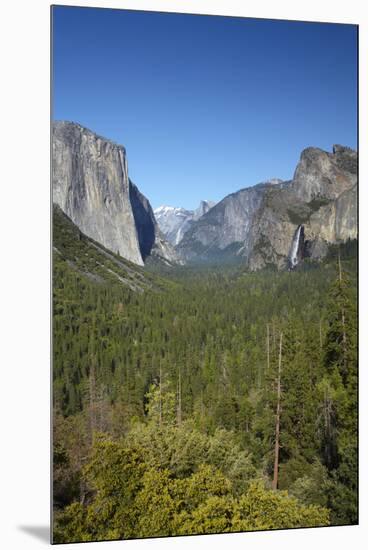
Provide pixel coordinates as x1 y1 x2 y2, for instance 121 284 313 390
247 145 357 270
53 204 171 292
53 122 356 271
52 121 178 266
177 146 357 269
177 180 284 263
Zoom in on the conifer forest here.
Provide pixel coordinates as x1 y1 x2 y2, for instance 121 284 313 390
52 214 358 542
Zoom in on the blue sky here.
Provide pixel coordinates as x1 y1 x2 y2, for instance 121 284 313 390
52 7 357 210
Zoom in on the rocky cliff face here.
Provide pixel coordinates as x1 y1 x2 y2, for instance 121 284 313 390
247 145 357 270
177 181 282 262
52 121 178 266
193 200 216 220
53 123 356 271
176 146 357 269
53 204 166 292
154 200 216 245
129 181 179 265
154 206 194 245
291 145 357 202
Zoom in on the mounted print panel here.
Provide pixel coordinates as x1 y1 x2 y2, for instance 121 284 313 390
51 5 358 544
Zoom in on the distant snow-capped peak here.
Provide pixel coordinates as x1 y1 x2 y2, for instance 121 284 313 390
154 205 190 217
154 200 216 245
266 178 283 186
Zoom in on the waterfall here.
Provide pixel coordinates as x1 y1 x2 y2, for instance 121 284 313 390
289 225 303 268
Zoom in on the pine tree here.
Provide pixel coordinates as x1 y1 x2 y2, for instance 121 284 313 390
321 252 357 524
272 331 282 490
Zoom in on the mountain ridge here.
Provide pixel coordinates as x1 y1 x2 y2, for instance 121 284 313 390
177 145 357 269
154 200 216 245
53 120 357 272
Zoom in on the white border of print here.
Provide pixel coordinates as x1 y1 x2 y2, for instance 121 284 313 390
1 1 366 549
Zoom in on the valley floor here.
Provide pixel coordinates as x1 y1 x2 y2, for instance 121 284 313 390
52 243 358 543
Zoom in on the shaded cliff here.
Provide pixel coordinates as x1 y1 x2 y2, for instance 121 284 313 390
129 180 179 265
53 204 172 292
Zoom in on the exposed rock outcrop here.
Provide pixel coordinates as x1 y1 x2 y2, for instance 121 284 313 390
154 200 216 245
52 121 178 266
247 145 357 270
53 204 164 292
154 206 194 245
177 180 284 263
176 147 357 269
53 122 356 271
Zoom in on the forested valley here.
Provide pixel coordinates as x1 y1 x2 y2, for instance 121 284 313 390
53 231 357 543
